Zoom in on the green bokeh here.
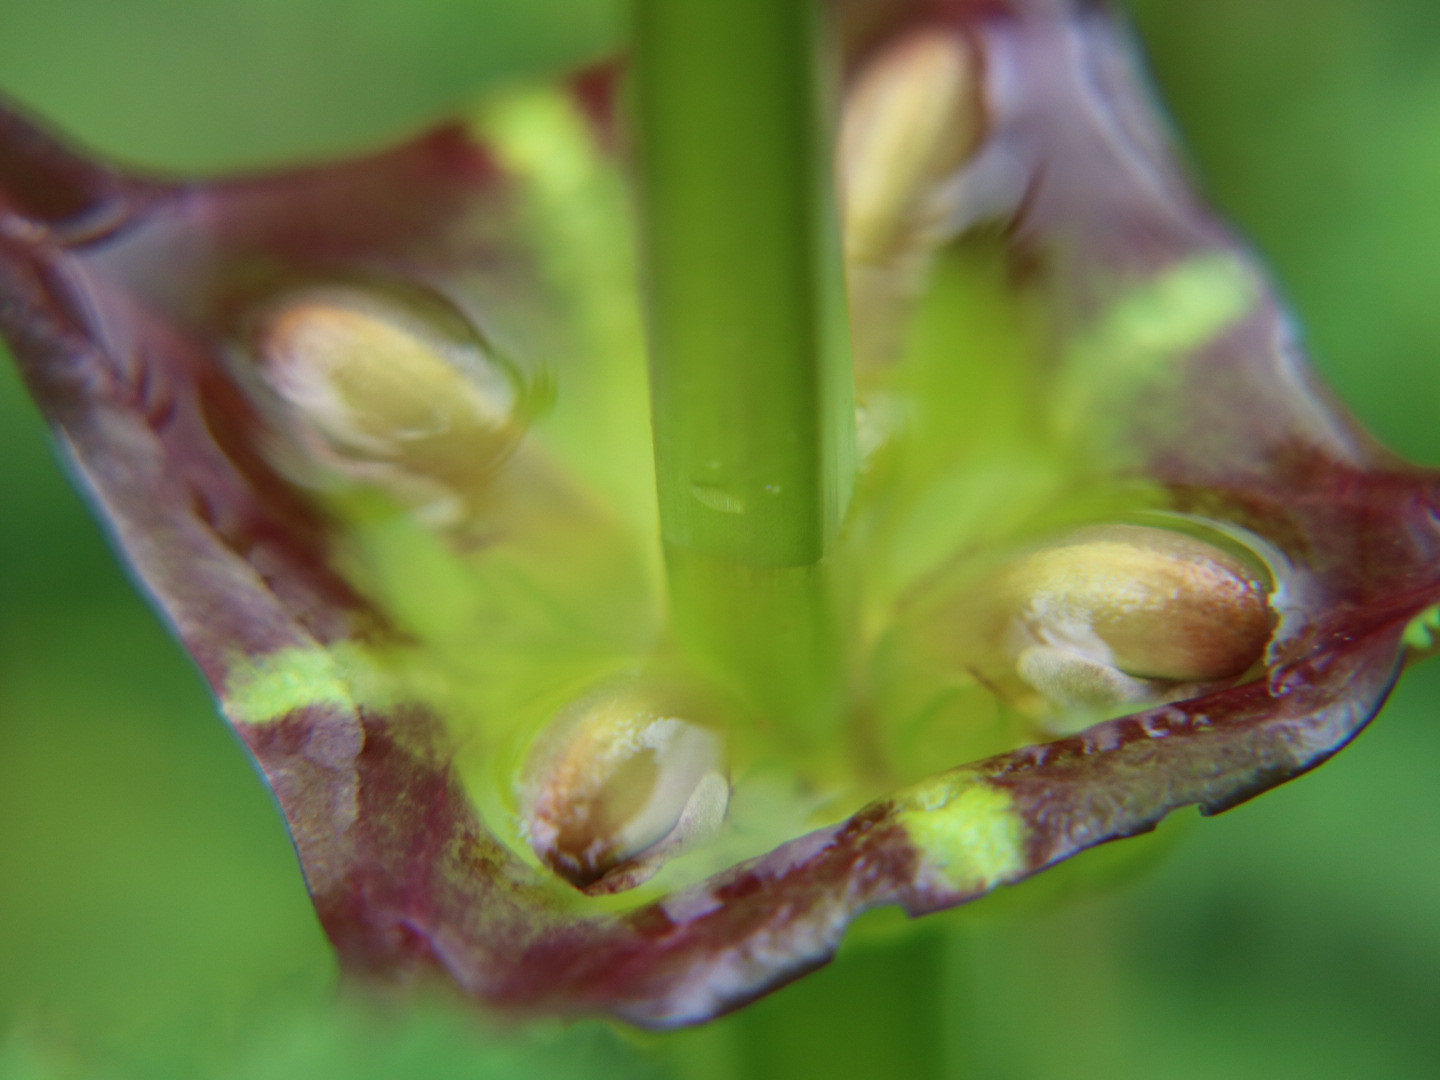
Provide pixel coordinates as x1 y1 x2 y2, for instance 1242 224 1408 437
2 1 1438 1076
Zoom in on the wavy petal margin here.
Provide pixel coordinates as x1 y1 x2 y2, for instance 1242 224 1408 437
4 0 1440 1027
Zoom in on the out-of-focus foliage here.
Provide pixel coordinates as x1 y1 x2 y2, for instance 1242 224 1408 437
0 1 1437 1077
1132 0 1440 469
0 0 621 169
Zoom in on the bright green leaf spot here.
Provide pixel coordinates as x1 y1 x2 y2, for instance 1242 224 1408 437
223 642 403 726
1404 604 1440 650
894 774 1027 893
1056 252 1258 439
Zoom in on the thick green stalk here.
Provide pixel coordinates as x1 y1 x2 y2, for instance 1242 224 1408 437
659 925 950 1080
632 0 856 737
736 928 948 1079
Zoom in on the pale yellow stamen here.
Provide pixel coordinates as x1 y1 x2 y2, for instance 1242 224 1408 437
257 289 520 520
839 29 985 271
974 524 1276 731
518 686 729 890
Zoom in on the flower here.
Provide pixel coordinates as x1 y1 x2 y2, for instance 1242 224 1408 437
3 0 1438 1029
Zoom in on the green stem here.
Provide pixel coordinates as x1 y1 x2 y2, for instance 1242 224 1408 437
735 927 948 1079
632 0 856 737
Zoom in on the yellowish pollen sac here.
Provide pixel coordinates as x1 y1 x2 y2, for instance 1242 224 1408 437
994 525 1276 724
839 29 986 273
518 687 729 891
257 290 521 519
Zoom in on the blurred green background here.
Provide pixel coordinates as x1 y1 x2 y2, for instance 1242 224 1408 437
1 1 1438 1077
